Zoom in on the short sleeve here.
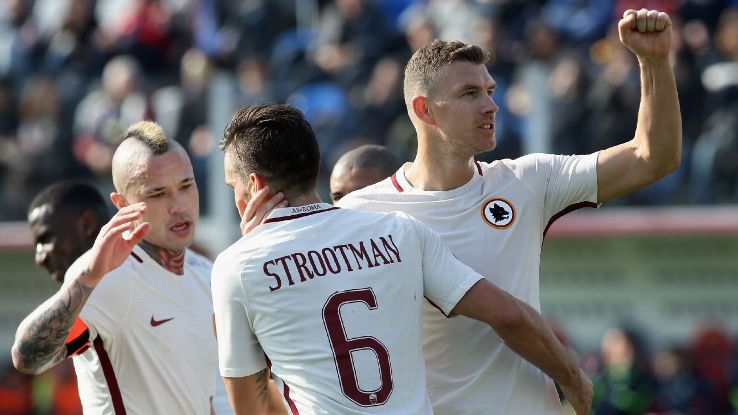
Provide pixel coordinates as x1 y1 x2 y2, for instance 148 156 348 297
65 251 134 341
408 216 484 315
540 152 599 221
212 252 266 378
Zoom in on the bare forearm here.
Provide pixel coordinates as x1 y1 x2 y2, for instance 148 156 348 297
635 57 681 174
496 301 580 388
11 271 93 374
225 368 286 415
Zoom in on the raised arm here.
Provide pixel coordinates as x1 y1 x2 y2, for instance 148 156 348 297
597 9 681 203
453 280 592 415
223 370 287 415
11 203 149 374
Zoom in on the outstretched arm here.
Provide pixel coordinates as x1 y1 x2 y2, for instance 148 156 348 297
453 280 592 415
12 203 149 374
597 9 681 203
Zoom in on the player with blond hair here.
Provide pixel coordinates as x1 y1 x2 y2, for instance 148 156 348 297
13 121 219 414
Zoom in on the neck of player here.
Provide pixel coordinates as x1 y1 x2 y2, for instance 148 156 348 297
285 191 322 208
139 239 185 275
405 145 476 191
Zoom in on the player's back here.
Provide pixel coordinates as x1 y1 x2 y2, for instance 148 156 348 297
213 203 479 414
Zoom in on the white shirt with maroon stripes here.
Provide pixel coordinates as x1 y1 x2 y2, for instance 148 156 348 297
337 153 599 415
212 203 483 415
65 245 218 415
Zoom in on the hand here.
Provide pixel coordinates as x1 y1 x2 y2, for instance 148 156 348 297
618 9 671 61
237 186 288 235
560 368 593 415
82 203 150 286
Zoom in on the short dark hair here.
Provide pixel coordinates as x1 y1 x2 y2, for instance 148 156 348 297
28 181 109 224
221 104 320 196
403 39 489 105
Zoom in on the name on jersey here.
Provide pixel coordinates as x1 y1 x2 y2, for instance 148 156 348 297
290 204 322 214
263 234 402 292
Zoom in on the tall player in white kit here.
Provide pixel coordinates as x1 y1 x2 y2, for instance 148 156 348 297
12 121 221 414
337 9 682 415
212 104 592 415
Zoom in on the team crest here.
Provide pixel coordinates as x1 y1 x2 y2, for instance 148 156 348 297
481 198 515 229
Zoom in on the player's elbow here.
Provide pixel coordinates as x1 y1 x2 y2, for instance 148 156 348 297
11 340 52 375
634 149 681 185
654 146 681 178
11 343 35 374
489 299 533 338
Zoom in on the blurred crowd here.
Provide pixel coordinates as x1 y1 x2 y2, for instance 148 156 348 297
2 0 738 219
2 322 738 414
581 323 738 415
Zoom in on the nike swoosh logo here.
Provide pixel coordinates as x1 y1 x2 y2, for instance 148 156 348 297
150 316 174 327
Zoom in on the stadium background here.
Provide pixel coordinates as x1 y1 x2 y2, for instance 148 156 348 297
1 0 737 413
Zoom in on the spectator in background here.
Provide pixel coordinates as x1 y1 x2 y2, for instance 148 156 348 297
0 76 70 219
315 0 393 87
651 346 713 414
592 326 657 415
689 325 736 414
40 0 105 107
351 56 406 144
0 0 44 90
330 144 401 203
689 7 738 203
73 55 150 185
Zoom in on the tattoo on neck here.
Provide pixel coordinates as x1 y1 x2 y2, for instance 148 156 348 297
16 273 93 372
139 240 185 275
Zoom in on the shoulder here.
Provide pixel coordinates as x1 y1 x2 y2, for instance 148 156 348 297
336 177 397 208
186 248 214 271
478 153 556 174
212 241 250 278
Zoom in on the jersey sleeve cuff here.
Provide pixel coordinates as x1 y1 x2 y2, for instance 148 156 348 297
439 273 485 317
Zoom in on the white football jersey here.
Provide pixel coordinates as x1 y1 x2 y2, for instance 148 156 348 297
338 153 598 415
64 245 218 415
212 203 483 415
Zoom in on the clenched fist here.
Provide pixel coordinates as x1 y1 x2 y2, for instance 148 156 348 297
618 9 672 61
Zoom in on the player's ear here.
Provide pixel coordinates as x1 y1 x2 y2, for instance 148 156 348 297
411 96 435 126
110 192 127 210
247 173 267 195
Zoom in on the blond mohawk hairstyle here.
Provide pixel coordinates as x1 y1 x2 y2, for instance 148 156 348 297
122 120 169 155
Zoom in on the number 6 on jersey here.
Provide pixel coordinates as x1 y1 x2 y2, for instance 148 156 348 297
322 288 394 406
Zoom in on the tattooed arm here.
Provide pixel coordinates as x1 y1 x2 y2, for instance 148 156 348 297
11 203 150 374
223 368 287 415
11 275 93 374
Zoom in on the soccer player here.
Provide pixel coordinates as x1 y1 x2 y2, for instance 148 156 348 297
212 104 592 414
335 9 682 415
12 121 219 414
330 145 401 203
25 181 107 414
28 181 109 284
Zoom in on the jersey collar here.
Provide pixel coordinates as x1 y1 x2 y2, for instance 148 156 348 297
263 203 339 224
391 161 484 198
